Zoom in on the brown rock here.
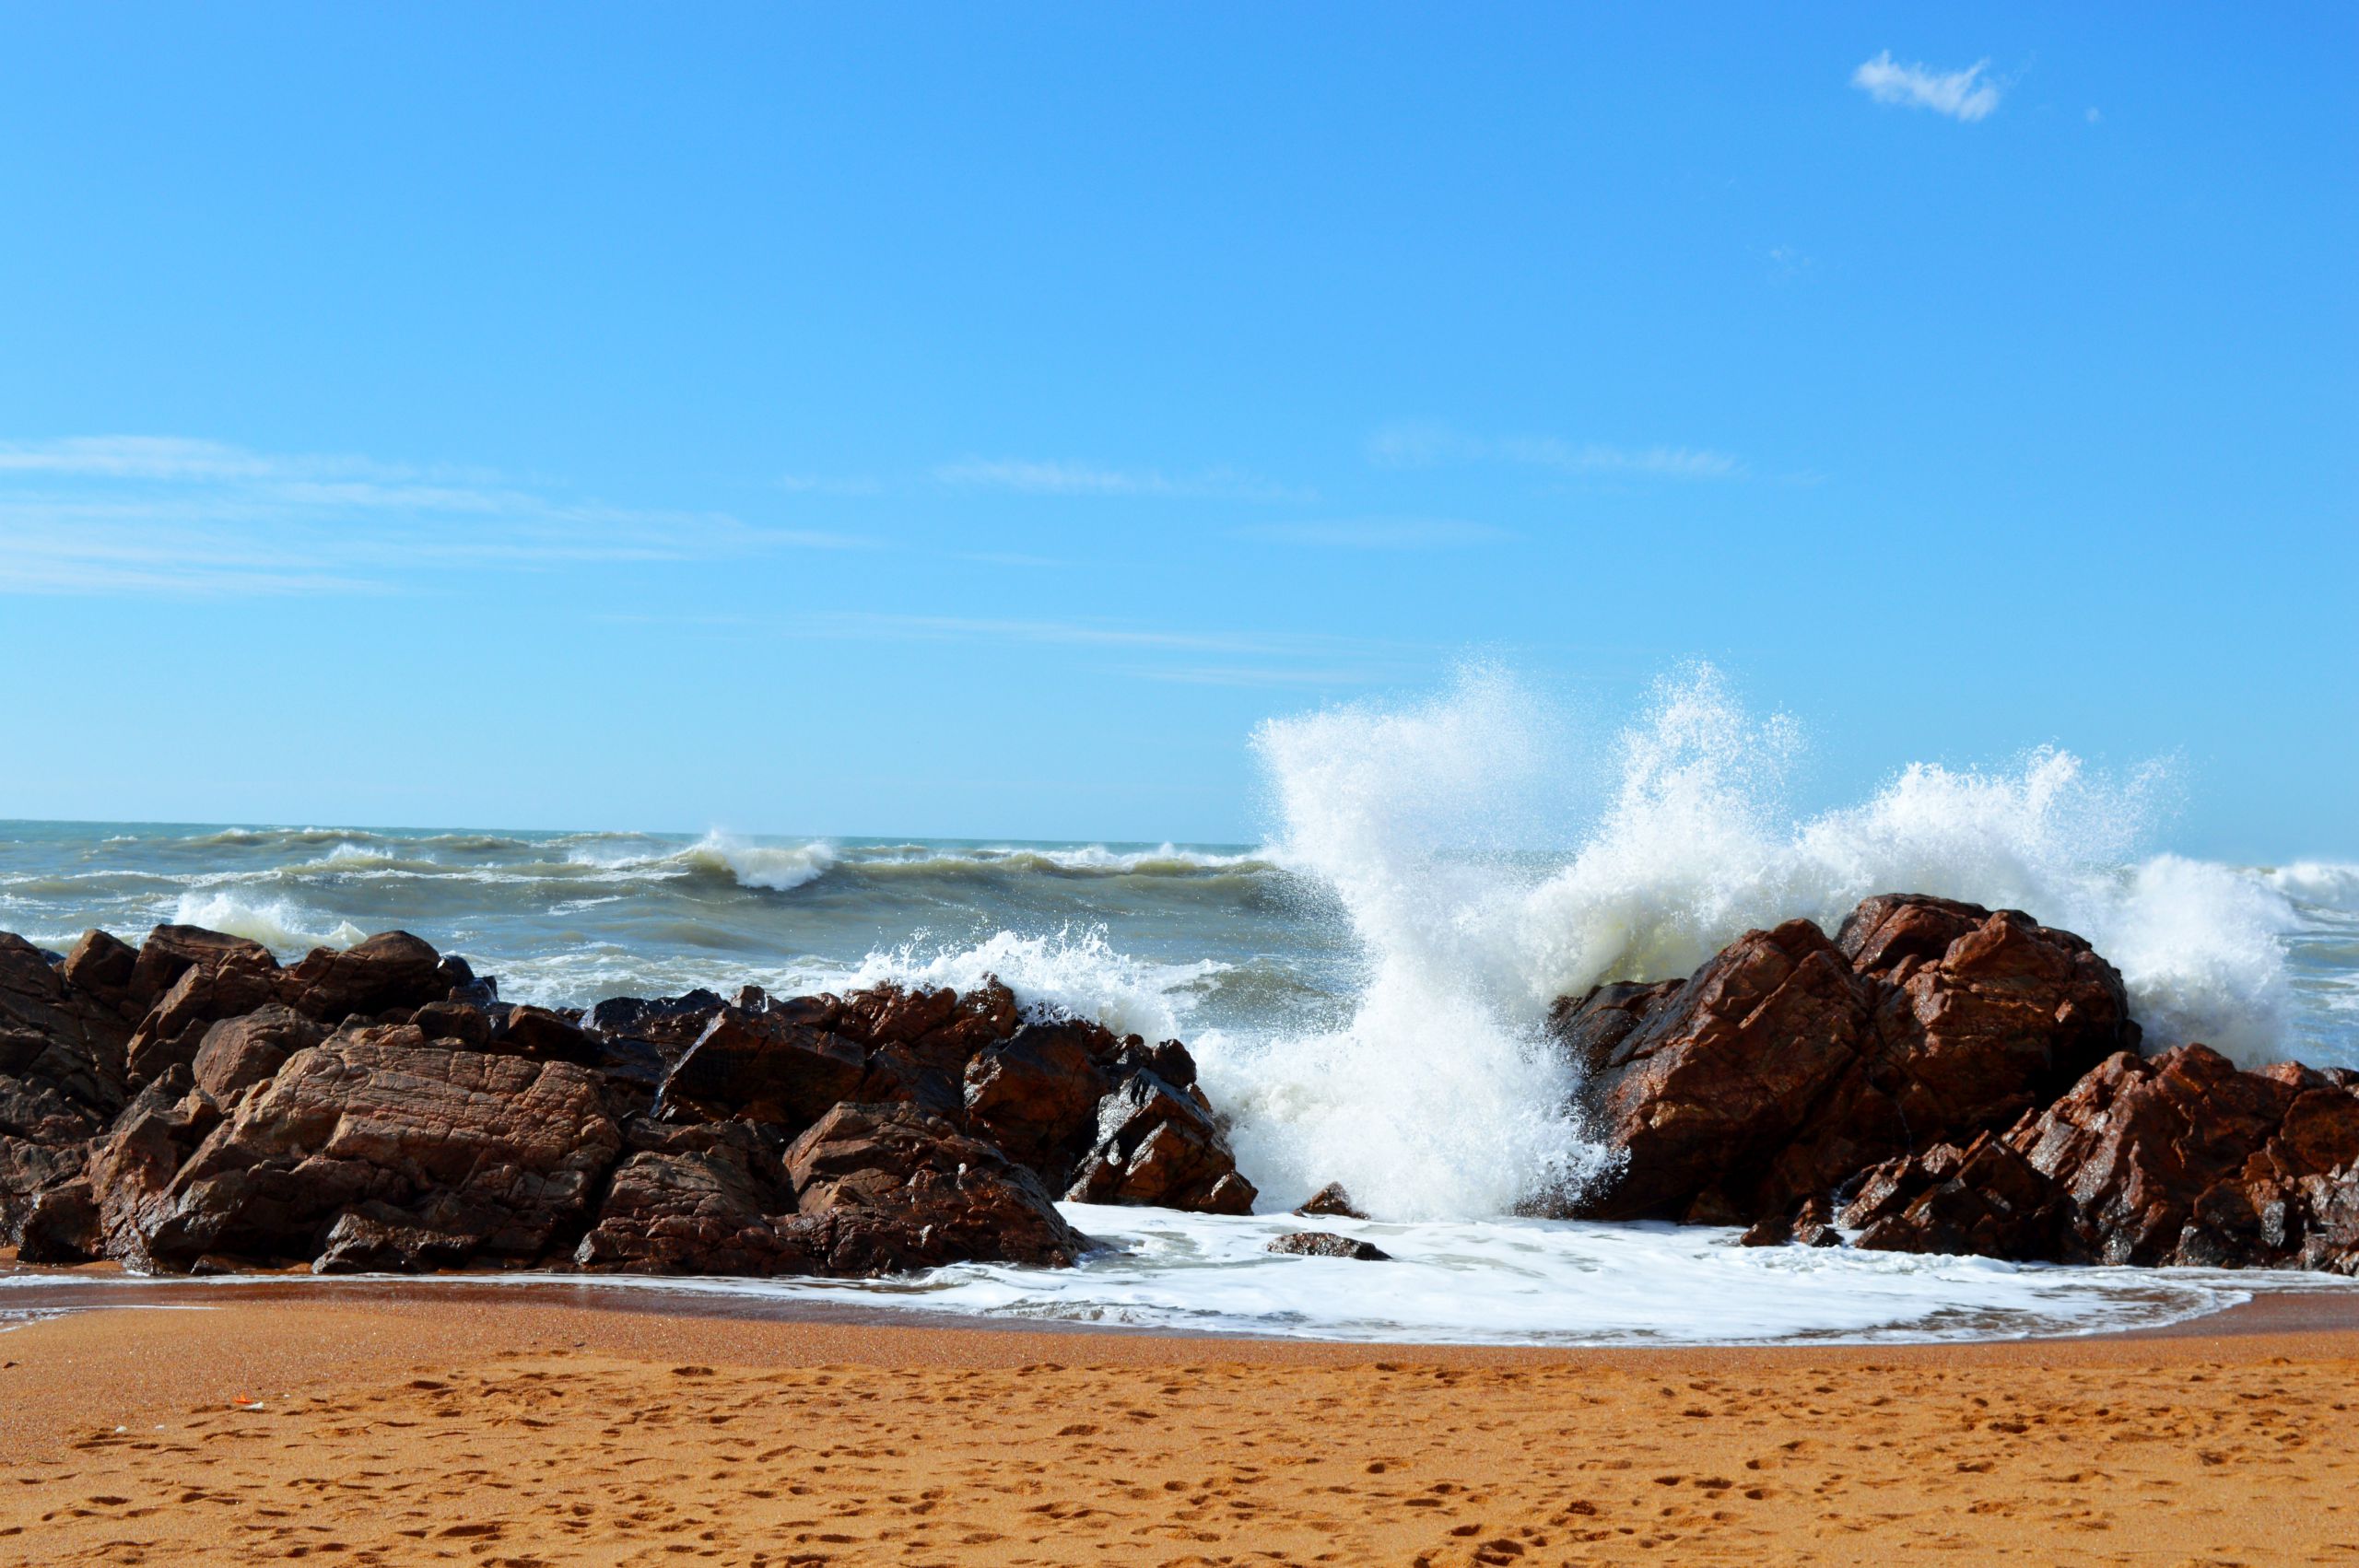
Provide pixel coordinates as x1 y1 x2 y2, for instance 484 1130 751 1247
1064 1071 1257 1215
1295 1182 1368 1220
661 1005 873 1128
123 939 284 1088
101 1027 623 1271
1847 1133 2060 1260
1558 896 2142 1227
961 1022 1111 1178
311 1202 494 1275
60 929 138 1011
775 1102 1088 1274
124 925 276 1014
277 930 449 1022
1562 919 1877 1221
2010 1044 2359 1270
0 930 134 1115
574 1122 814 1276
190 1004 326 1101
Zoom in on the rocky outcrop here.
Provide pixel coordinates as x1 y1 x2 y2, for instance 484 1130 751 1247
92 1028 626 1272
1555 894 2358 1275
1846 1046 2359 1271
776 1102 1088 1274
1 921 1255 1280
1554 895 2140 1227
653 982 1255 1216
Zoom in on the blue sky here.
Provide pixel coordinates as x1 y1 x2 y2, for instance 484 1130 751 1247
0 5 2351 856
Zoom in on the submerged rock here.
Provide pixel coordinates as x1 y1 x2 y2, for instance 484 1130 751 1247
1267 1230 1391 1261
1295 1182 1368 1220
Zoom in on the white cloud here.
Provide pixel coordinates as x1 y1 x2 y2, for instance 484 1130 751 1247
1851 51 2001 122
0 435 866 596
1367 423 1743 481
933 458 1311 504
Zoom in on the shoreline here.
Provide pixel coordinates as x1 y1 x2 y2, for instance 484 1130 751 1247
4 1291 2355 1562
9 1253 2359 1348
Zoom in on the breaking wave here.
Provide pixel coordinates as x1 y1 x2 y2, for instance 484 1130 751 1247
1185 666 2306 1221
170 889 368 953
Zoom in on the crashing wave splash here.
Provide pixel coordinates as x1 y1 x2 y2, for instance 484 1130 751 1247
875 666 2312 1224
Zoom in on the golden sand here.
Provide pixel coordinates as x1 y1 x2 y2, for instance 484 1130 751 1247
1 1294 2355 1565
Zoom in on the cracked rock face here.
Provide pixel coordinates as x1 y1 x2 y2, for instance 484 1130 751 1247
1551 895 2141 1228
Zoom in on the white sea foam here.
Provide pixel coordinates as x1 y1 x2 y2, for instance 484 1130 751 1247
2268 860 2359 914
169 889 367 954
851 926 1224 1044
9 1207 2323 1345
677 832 837 892
1182 666 2314 1219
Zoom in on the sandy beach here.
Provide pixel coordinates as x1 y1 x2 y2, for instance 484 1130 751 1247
1 1291 2354 1566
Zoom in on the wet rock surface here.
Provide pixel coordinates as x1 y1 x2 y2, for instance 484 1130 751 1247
0 921 1253 1279
1267 1230 1391 1261
1296 1181 1368 1220
1555 894 2356 1274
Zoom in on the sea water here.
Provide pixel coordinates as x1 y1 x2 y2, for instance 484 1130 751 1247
4 668 2353 1343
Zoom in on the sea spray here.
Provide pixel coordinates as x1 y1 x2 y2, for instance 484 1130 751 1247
1195 670 1617 1222
1508 670 2298 1060
1196 664 2309 1219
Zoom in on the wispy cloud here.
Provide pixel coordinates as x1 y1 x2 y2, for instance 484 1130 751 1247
0 436 865 595
1850 52 2001 123
1367 423 1743 481
934 458 1312 504
1231 519 1514 550
789 612 1426 686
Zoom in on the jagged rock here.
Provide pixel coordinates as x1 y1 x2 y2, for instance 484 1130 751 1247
491 1004 597 1061
1559 919 1879 1221
662 1003 874 1127
411 999 492 1049
191 1004 327 1101
962 1022 1111 1178
587 989 729 1054
1 931 133 1114
1739 1193 1840 1247
2012 1045 2359 1270
312 1201 496 1275
16 1173 101 1263
99 1027 623 1272
1266 1230 1390 1260
3 927 1259 1275
80 1067 227 1268
573 1121 814 1275
1065 1071 1257 1214
1296 1182 1368 1220
123 940 284 1089
435 954 496 1007
124 926 275 1015
277 930 449 1022
60 929 138 1013
1841 895 2138 1142
1555 896 2141 1226
770 1101 1087 1275
1845 1133 2059 1259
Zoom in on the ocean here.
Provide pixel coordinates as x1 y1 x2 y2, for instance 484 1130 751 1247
6 673 2355 1342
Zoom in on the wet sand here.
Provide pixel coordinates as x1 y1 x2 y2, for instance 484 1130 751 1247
3 1288 2357 1565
